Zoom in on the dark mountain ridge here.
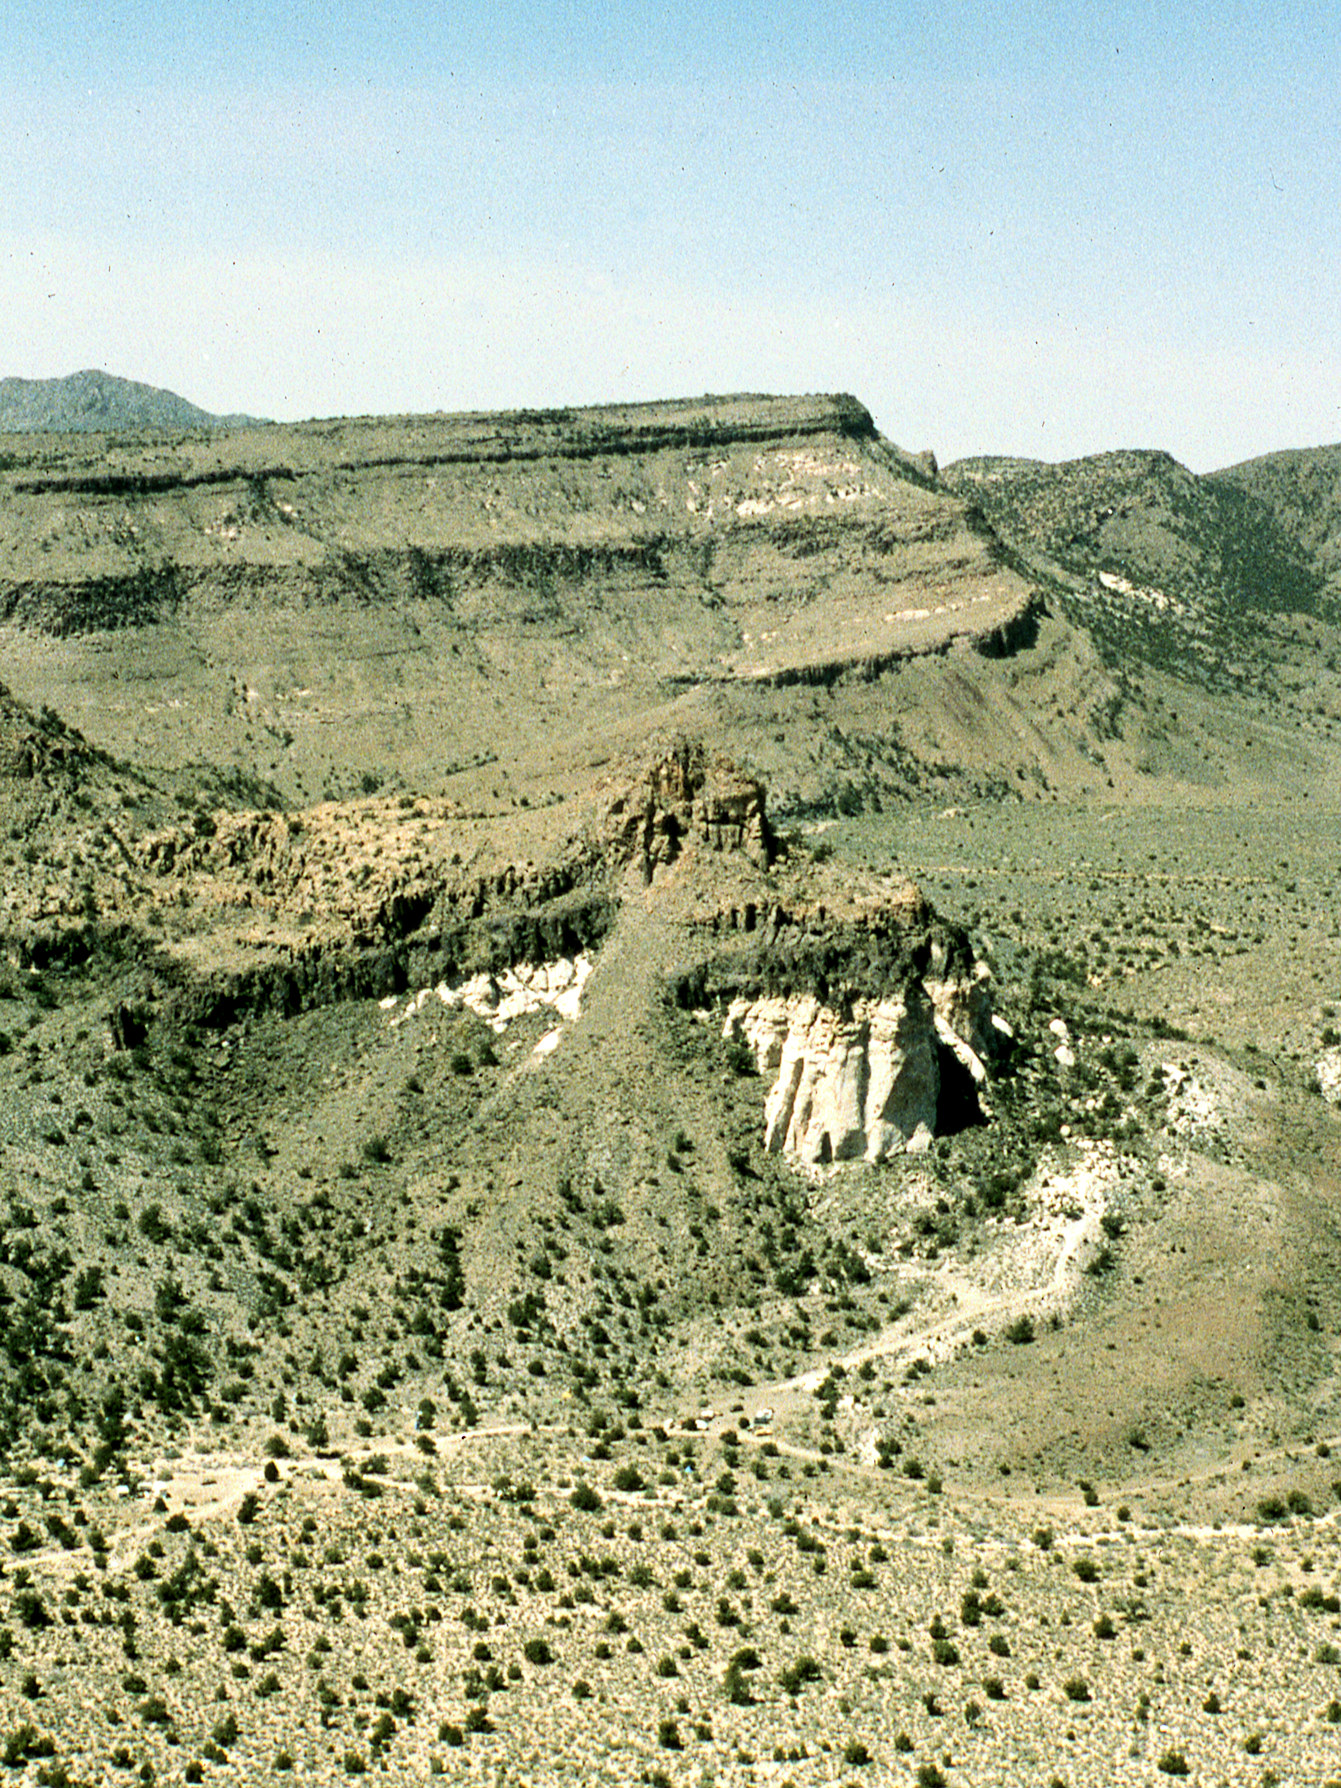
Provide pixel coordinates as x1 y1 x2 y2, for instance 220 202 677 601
0 367 262 435
943 443 1331 622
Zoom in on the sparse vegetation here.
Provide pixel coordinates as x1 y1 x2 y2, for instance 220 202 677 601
0 396 1338 1784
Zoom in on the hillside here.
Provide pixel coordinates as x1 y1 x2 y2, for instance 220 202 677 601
0 391 1082 818
0 368 261 435
2 395 1341 1785
942 446 1324 616
1211 440 1341 608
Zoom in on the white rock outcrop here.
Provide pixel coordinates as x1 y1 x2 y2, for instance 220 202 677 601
724 977 991 1168
1317 1046 1341 1105
383 953 593 1033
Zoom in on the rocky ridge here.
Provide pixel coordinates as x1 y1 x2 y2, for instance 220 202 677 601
0 392 1042 813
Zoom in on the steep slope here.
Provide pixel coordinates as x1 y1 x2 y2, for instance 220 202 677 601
1210 440 1341 609
944 447 1324 616
0 393 1051 811
938 444 1341 800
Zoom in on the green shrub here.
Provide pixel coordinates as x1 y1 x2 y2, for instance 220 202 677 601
778 1656 822 1695
211 1713 239 1747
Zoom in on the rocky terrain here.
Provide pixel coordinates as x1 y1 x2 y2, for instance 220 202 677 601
0 389 1340 1785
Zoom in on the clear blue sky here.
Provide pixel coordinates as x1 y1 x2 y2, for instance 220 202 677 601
2 0 1338 468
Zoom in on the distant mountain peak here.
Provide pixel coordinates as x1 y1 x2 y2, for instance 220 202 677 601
0 369 263 435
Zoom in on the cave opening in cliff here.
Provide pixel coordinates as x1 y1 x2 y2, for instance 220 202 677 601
935 1041 985 1136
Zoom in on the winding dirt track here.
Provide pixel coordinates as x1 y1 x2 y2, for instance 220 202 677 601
23 1136 1337 1578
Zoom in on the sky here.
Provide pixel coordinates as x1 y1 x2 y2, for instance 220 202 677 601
1 0 1338 470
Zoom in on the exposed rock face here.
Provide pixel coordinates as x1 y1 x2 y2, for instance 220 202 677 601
725 958 995 1167
1316 1046 1341 1106
691 889 1000 1168
726 991 940 1162
604 742 773 880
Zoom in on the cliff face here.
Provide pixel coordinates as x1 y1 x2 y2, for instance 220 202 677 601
0 393 1039 811
723 955 997 1168
727 990 941 1162
672 872 1001 1168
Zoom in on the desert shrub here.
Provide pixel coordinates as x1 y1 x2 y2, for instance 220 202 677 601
138 1203 172 1243
723 1661 753 1705
13 1590 49 1630
1156 1751 1189 1777
778 1656 822 1695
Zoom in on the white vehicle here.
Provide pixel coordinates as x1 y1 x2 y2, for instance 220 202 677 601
752 1405 774 1427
